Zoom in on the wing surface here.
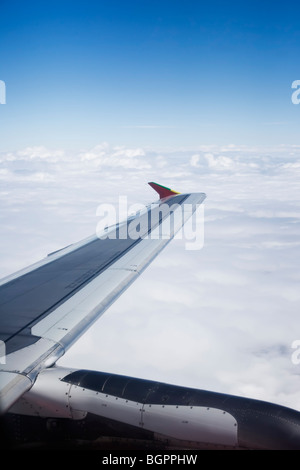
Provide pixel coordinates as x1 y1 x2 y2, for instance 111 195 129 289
0 184 206 412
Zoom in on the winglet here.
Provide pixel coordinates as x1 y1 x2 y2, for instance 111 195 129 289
148 182 181 200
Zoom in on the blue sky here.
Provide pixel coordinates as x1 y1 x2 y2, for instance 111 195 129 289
1 0 300 150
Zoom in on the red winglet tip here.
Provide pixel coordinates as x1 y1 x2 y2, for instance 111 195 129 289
148 182 180 199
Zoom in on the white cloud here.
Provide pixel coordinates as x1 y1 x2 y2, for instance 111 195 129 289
79 143 150 169
0 146 66 163
204 152 234 170
190 154 200 167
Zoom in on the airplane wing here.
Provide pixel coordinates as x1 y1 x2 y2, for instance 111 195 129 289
0 183 206 414
2 182 300 450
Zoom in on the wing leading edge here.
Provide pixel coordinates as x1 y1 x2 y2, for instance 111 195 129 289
0 183 206 413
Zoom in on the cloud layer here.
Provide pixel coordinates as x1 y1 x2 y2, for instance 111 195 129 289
1 143 300 410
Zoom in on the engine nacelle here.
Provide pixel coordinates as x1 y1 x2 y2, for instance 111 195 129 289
8 366 300 450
